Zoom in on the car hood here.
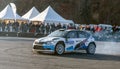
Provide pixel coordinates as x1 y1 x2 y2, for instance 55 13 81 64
36 37 61 42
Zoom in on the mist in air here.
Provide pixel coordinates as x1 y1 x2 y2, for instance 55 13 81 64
93 31 120 55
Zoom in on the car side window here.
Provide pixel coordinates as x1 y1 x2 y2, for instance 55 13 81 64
67 31 77 38
78 31 88 38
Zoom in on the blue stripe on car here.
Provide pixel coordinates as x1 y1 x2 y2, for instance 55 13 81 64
43 45 55 50
66 46 74 51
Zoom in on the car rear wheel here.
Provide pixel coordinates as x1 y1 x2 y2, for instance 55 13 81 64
55 44 65 55
86 43 96 54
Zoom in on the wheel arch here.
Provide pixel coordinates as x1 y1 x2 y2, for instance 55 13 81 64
89 42 96 47
55 41 65 47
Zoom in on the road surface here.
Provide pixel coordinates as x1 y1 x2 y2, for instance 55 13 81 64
0 37 120 69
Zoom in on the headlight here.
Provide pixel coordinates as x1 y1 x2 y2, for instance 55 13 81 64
34 40 40 44
34 40 37 43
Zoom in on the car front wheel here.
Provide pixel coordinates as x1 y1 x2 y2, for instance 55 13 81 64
86 43 96 54
55 44 65 55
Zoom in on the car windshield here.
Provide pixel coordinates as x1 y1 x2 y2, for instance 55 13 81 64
47 30 67 37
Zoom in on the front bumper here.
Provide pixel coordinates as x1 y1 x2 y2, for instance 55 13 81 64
32 49 54 53
33 43 55 52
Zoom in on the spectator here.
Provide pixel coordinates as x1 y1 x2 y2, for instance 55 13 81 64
1 21 6 32
24 22 29 32
90 26 95 33
79 25 83 30
40 23 45 34
10 21 12 32
62 24 66 29
28 22 32 32
57 23 61 29
6 21 11 32
0 21 2 31
68 24 74 29
35 23 40 33
45 23 50 34
112 25 119 33
95 26 102 32
30 23 35 33
85 25 90 31
12 21 19 32
20 22 24 32
15 21 19 32
50 23 56 33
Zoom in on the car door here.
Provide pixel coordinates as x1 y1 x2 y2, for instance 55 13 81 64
65 31 78 51
74 31 88 50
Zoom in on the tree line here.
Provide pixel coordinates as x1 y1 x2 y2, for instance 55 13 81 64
0 0 120 25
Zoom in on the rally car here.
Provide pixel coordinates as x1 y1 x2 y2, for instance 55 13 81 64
33 29 96 55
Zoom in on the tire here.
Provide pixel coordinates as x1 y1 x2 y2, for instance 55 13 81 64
86 43 96 54
55 43 65 55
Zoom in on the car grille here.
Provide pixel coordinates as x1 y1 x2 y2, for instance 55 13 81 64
33 45 44 50
35 42 44 44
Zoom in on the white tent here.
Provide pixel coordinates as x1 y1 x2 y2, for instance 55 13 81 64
0 4 26 20
0 5 15 19
22 7 40 20
31 6 74 24
16 13 27 20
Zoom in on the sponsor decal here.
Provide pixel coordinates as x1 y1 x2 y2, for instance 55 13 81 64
66 40 74 44
75 39 88 50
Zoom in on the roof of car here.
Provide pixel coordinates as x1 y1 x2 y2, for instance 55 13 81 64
59 29 84 32
59 29 92 34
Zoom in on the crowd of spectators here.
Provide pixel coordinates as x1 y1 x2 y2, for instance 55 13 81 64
0 21 76 34
0 21 120 35
78 24 120 33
